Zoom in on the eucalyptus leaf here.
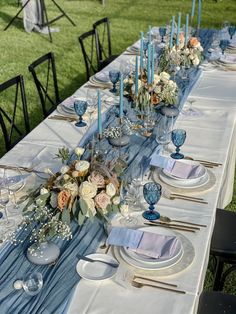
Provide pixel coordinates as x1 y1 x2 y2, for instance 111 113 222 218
78 211 85 225
79 198 89 216
50 192 58 208
61 208 71 225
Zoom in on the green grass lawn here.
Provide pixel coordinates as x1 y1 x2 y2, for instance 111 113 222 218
1 0 236 293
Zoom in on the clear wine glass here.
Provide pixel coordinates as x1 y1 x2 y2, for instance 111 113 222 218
142 182 162 220
86 90 97 126
156 115 173 154
0 186 15 229
4 168 24 213
170 129 186 159
119 179 138 226
74 100 88 127
109 70 120 93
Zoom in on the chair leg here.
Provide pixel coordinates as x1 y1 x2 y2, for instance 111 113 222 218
213 257 224 291
219 264 236 290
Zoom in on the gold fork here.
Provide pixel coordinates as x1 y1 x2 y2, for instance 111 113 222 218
131 281 186 294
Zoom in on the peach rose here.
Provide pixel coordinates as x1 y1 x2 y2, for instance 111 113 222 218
58 190 71 210
189 37 199 48
151 93 160 105
95 191 111 213
88 171 105 188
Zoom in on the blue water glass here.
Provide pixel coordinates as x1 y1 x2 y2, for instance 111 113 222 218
142 182 162 221
109 70 120 93
219 39 230 55
228 26 236 40
159 27 167 43
74 100 87 127
170 129 186 159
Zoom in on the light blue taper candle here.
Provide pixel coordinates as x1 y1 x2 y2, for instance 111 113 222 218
135 56 139 97
148 25 152 43
147 43 151 84
97 90 102 136
140 31 144 70
151 44 155 83
197 0 201 29
191 0 196 20
169 16 175 49
119 73 124 118
185 14 189 46
176 12 181 46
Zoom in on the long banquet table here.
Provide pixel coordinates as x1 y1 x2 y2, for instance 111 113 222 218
0 31 236 314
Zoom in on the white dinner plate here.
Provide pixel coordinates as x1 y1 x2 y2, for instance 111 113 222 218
76 253 118 281
159 169 209 189
162 160 207 183
119 227 183 270
94 71 110 83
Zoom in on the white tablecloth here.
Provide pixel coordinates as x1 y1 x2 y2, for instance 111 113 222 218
1 45 236 314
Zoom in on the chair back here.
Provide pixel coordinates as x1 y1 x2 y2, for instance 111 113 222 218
79 29 99 81
28 52 60 118
0 75 30 152
93 17 112 68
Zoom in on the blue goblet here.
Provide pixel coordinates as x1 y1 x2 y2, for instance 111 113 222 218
170 129 186 159
142 182 162 221
74 100 87 127
219 39 230 55
109 70 120 93
228 26 236 40
159 27 167 43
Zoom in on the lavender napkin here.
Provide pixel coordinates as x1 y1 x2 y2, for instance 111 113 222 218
107 227 143 249
133 231 179 259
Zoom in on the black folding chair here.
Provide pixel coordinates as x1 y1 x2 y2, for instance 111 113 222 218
0 75 30 152
210 208 236 290
197 291 236 314
28 52 60 118
79 29 100 81
93 17 118 70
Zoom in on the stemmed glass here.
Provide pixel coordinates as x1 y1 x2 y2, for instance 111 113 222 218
4 168 24 213
159 27 167 43
228 26 236 40
156 115 173 154
109 70 120 93
86 90 97 126
119 179 138 226
0 186 15 229
219 39 230 56
142 182 162 220
170 129 186 159
74 100 88 127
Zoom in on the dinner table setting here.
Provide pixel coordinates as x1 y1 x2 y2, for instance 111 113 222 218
1 2 236 313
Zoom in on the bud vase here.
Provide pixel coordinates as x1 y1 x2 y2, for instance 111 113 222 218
27 241 60 265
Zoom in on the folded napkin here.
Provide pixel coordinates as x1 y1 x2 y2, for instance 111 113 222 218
150 155 202 179
219 55 236 64
107 227 179 259
133 231 179 259
94 72 109 83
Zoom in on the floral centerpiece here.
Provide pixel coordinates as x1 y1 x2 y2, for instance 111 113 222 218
9 147 123 247
123 70 178 111
159 34 204 73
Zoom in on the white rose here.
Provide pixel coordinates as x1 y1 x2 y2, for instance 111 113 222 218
131 79 142 94
64 182 79 194
72 171 79 178
199 45 204 52
168 80 177 91
106 183 116 197
83 198 96 217
160 71 170 83
74 147 85 157
79 181 97 199
60 165 69 174
153 74 160 85
63 174 70 181
40 187 49 195
44 168 54 175
112 196 120 205
120 203 129 215
75 160 90 173
123 78 129 84
192 56 200 66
